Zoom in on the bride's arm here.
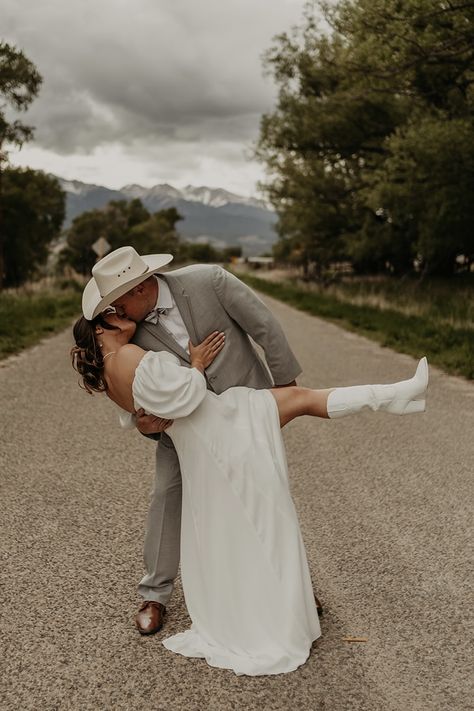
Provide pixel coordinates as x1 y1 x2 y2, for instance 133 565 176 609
125 333 225 433
111 345 173 436
131 335 223 420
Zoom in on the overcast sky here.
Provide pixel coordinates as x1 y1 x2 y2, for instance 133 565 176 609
3 0 314 196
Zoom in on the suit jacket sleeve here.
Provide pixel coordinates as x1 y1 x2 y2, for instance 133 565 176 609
212 266 302 385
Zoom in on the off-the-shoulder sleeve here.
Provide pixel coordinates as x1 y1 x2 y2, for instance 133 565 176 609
132 351 207 419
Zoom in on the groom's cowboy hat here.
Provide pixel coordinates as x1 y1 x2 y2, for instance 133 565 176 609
82 246 173 320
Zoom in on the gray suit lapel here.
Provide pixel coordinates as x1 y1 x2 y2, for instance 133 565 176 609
139 321 190 363
162 274 199 345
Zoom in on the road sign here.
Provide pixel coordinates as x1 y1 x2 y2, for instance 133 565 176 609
92 237 111 259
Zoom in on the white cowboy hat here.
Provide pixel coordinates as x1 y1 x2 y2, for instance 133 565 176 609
82 246 173 320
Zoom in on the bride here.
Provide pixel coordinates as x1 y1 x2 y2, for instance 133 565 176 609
71 309 428 676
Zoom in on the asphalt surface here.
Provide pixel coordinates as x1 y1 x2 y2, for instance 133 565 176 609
0 294 472 711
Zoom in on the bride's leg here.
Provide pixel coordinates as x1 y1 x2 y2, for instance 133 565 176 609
270 357 428 428
270 386 333 427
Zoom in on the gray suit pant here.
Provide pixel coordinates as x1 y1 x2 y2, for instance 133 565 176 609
138 433 182 605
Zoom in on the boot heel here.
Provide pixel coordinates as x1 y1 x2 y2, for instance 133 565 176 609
402 399 426 415
385 398 426 415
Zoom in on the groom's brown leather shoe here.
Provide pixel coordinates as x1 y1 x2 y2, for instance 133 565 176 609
135 601 166 635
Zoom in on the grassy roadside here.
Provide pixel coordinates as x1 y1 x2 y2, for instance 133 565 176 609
235 271 474 380
1 271 472 380
0 281 82 361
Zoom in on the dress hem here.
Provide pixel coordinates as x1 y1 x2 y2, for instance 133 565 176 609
162 628 321 676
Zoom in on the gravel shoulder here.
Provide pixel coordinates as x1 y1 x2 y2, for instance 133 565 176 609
1 295 472 710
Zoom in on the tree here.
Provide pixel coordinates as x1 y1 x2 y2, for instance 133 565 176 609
257 0 474 277
185 242 220 263
0 42 42 287
59 209 110 275
367 116 474 275
332 0 474 274
2 168 64 286
256 8 401 277
129 207 183 255
61 202 184 274
103 198 152 250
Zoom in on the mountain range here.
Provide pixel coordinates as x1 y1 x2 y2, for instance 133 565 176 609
57 177 278 257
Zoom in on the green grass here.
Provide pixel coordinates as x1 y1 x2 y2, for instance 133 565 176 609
0 282 82 360
323 273 474 330
235 271 474 380
2 272 472 380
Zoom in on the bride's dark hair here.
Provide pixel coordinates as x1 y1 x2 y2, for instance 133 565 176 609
71 314 119 394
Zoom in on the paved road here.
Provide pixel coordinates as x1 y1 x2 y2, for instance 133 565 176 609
1 294 472 710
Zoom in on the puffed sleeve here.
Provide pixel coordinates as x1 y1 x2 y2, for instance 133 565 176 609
132 351 207 419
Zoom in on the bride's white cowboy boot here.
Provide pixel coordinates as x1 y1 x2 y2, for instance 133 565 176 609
327 357 428 419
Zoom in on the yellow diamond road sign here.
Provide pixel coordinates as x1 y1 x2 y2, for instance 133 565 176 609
92 237 111 258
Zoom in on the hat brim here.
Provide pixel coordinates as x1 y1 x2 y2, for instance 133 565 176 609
82 253 174 320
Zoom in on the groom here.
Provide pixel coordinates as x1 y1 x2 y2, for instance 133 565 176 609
83 245 319 634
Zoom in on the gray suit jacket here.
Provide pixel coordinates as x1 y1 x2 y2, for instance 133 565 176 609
131 264 301 395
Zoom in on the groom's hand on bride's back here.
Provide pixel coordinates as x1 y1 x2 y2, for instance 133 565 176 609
135 408 174 435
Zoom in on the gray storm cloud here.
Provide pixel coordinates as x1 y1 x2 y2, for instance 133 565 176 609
3 0 307 155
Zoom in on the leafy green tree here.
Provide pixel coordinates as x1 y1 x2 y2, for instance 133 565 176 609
185 242 219 263
257 0 474 277
124 198 151 228
129 207 183 255
334 0 474 274
61 202 183 274
256 9 402 276
0 42 42 287
3 167 64 286
103 199 151 250
183 243 242 264
59 209 109 275
330 0 474 116
367 116 474 275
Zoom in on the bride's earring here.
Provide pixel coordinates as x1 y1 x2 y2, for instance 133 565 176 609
95 327 104 348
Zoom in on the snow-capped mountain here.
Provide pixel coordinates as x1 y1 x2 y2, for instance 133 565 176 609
56 177 277 256
121 183 183 202
57 178 99 196
120 183 268 210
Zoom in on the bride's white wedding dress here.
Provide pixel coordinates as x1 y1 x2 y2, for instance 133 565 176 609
132 350 321 676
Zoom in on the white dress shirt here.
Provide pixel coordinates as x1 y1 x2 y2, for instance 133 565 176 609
119 276 191 429
145 276 191 353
